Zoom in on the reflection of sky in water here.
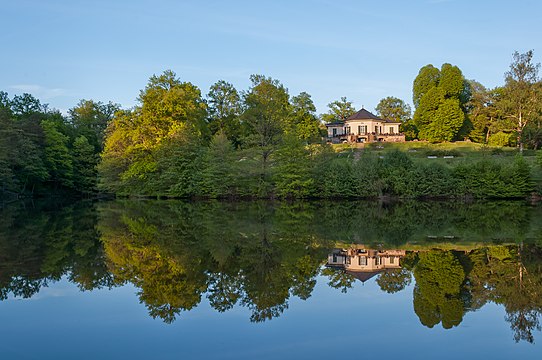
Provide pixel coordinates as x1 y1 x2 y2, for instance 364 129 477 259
0 275 539 359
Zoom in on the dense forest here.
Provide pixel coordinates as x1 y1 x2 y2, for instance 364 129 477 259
0 51 541 199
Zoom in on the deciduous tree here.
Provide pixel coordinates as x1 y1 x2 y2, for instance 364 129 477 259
321 96 356 123
375 96 411 123
207 80 242 146
498 50 542 152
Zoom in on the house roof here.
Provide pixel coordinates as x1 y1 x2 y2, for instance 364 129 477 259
346 108 402 124
346 108 381 121
325 121 345 127
346 270 384 283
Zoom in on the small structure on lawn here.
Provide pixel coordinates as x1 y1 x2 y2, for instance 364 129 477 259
327 246 406 283
326 108 405 144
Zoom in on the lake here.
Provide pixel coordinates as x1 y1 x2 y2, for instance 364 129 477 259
1 199 542 359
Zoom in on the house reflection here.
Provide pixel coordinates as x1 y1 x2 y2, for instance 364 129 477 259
327 247 406 283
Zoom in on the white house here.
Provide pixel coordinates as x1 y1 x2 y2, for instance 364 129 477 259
327 247 406 283
326 108 405 144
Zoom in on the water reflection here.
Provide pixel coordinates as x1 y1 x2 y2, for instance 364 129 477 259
1 200 542 343
325 244 542 342
0 201 112 300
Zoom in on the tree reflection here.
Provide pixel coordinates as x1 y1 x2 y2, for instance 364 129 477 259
98 200 333 323
2 199 542 343
412 251 466 329
324 243 542 343
0 201 113 300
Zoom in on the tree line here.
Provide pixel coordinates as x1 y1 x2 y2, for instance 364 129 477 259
0 50 540 198
407 50 542 149
0 92 118 196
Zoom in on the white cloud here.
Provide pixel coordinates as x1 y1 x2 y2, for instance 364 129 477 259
9 84 67 100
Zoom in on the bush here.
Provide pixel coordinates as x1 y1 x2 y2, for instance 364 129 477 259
453 156 533 198
488 132 513 147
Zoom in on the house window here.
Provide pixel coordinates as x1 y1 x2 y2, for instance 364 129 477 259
358 125 367 134
390 256 395 264
375 257 381 265
389 127 394 135
359 256 367 266
332 128 337 136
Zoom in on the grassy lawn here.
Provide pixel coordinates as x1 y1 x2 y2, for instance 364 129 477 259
333 141 538 161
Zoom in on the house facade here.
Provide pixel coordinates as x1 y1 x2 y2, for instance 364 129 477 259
327 246 406 283
326 108 405 144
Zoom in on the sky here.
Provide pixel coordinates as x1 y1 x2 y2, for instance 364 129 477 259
1 0 541 115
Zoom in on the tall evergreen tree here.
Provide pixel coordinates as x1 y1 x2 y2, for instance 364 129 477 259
413 63 470 142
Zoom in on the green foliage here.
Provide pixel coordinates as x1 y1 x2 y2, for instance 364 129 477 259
42 119 73 189
207 80 242 146
72 135 98 194
376 268 411 293
290 92 322 142
413 65 440 108
139 70 208 139
453 156 533 198
0 201 113 299
241 75 291 197
413 250 466 329
400 120 419 140
422 98 465 142
4 199 542 341
155 127 206 197
440 63 467 99
488 131 513 146
97 200 333 323
200 131 237 197
413 63 470 142
381 150 414 195
376 96 412 123
314 155 357 198
414 87 444 128
498 50 542 152
98 71 208 195
465 80 497 143
273 135 315 198
321 96 356 123
69 99 119 151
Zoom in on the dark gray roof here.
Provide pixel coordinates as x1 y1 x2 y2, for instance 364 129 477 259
346 270 384 283
346 108 381 121
346 108 401 124
325 121 345 127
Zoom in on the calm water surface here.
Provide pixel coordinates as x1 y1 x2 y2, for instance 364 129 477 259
1 199 542 359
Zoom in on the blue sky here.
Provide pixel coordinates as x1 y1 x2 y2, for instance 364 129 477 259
1 0 541 115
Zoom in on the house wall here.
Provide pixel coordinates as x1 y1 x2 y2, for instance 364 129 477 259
345 120 377 135
327 125 344 137
328 253 346 266
344 254 402 271
380 134 405 142
383 123 400 134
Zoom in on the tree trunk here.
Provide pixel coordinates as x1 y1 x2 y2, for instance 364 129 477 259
518 112 524 154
